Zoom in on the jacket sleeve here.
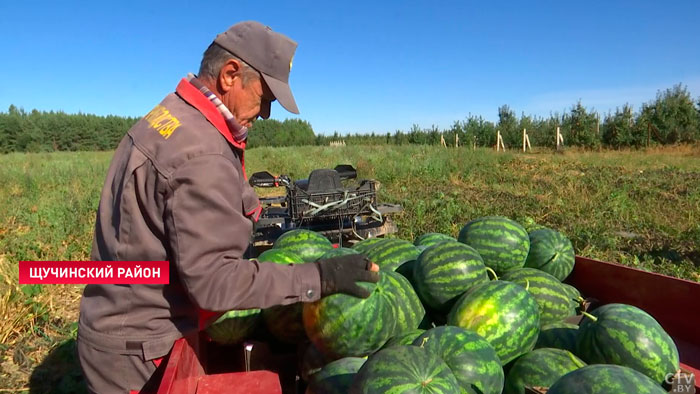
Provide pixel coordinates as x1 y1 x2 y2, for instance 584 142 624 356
165 154 321 312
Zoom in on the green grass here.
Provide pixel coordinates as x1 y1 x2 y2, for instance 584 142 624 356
245 145 700 281
0 145 699 391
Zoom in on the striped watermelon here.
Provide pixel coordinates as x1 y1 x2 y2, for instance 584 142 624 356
259 246 306 344
576 303 679 384
524 228 575 281
414 326 504 394
458 216 530 274
303 272 398 359
522 217 547 232
447 280 540 364
318 247 359 260
206 309 260 344
306 357 366 394
273 229 333 261
256 248 304 264
382 329 426 349
262 304 305 344
500 268 576 325
560 283 585 314
503 348 586 394
301 343 332 382
351 237 386 255
394 258 418 287
364 238 421 271
561 283 583 304
535 322 579 353
413 241 489 312
561 283 581 299
414 232 456 248
350 345 460 394
382 271 427 334
547 364 667 394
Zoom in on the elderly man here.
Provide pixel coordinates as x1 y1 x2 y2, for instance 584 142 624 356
77 21 378 393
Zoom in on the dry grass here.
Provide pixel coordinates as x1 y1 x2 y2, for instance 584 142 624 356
0 253 83 392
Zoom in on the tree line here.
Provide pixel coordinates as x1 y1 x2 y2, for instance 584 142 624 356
316 84 700 149
1 84 698 153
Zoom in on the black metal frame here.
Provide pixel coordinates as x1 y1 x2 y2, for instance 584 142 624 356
250 166 402 248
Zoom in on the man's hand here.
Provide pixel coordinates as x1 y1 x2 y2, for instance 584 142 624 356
315 254 380 298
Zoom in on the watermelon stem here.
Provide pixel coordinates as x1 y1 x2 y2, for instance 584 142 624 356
567 351 586 368
580 311 598 322
419 337 429 348
485 267 498 281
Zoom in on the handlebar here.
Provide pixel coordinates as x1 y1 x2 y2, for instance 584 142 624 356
249 172 291 188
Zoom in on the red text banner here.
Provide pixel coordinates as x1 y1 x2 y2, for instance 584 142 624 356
19 261 169 284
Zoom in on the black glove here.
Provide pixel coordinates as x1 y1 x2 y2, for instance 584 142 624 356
315 254 379 298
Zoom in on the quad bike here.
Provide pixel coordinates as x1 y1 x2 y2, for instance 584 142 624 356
248 164 403 248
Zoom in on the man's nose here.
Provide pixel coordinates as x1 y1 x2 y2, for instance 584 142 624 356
259 100 271 119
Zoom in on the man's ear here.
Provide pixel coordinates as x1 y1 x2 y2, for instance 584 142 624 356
218 59 242 93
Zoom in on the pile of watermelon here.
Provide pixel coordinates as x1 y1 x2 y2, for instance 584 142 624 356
206 218 680 394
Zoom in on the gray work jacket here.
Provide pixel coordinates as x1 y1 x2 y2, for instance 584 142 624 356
78 78 321 362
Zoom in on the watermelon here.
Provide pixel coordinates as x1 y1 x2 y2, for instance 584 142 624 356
303 272 398 359
350 345 460 394
447 280 540 364
414 326 504 394
535 322 579 353
413 240 489 312
521 217 546 232
273 229 333 261
503 348 586 394
524 228 575 281
561 283 583 306
351 237 386 255
382 271 427 334
306 357 366 394
259 246 306 344
576 303 679 384
318 247 360 260
394 258 417 287
262 304 306 344
382 329 426 349
547 364 667 394
206 309 260 344
414 232 456 248
458 216 530 274
301 343 332 382
364 238 421 271
256 248 304 264
500 268 576 325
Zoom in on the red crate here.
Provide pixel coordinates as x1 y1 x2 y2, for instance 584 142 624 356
567 256 700 385
154 334 283 394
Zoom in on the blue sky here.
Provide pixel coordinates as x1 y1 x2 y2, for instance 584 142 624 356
1 1 699 135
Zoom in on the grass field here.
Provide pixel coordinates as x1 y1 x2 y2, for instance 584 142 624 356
1 145 699 392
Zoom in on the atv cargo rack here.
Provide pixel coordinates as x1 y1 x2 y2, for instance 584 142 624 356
289 179 376 221
250 165 402 247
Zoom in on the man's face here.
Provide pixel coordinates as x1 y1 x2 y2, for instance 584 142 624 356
229 75 275 128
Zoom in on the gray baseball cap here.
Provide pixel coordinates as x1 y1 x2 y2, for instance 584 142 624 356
214 21 299 114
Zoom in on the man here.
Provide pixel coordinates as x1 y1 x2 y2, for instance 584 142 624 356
77 21 378 394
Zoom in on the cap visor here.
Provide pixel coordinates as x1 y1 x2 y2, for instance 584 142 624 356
261 73 299 114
